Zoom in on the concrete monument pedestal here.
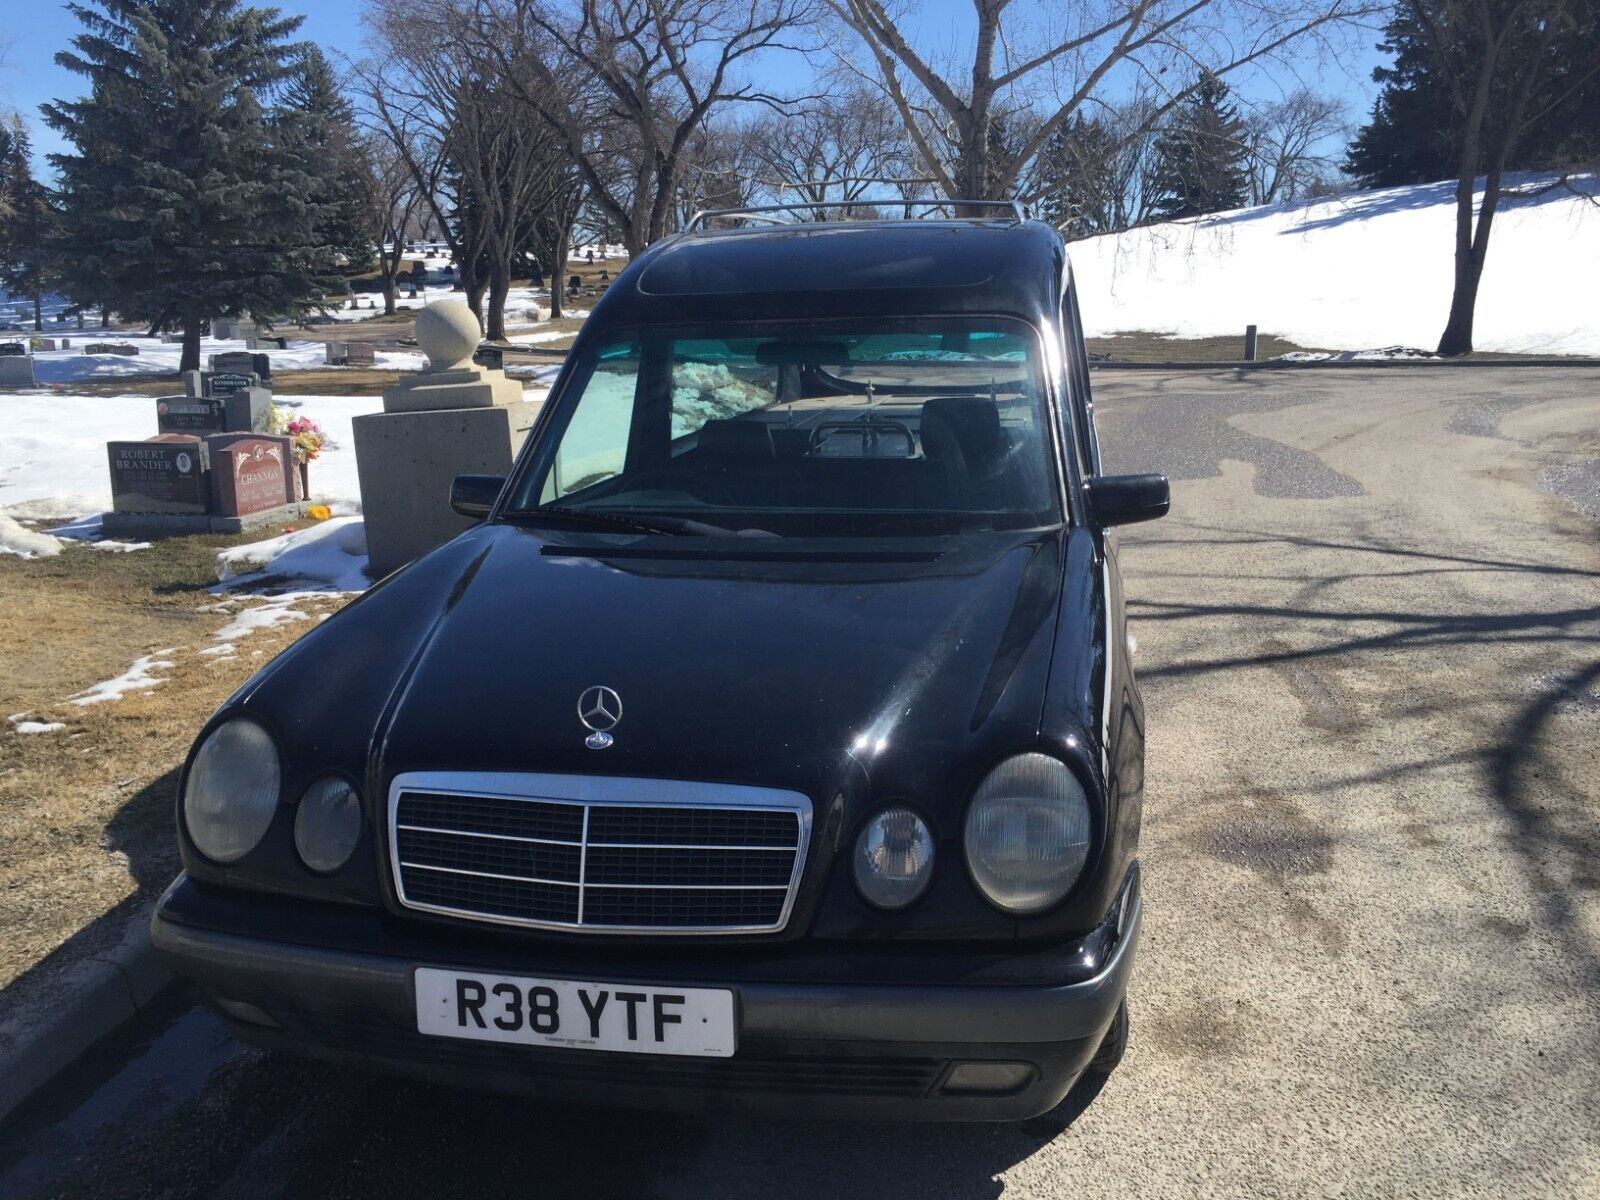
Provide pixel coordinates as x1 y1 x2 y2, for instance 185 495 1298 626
353 300 541 578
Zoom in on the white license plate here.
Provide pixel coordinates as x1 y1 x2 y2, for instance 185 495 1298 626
414 968 736 1057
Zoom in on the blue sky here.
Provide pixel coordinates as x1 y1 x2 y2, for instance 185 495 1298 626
3 0 1386 177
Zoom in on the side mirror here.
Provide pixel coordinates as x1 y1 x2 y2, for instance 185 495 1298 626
451 473 505 519
1086 473 1170 527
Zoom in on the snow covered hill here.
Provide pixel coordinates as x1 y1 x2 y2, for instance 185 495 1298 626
1068 173 1600 356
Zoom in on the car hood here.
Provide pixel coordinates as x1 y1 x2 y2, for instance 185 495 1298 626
364 523 1067 835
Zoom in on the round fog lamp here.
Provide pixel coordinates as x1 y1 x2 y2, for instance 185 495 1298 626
853 807 935 910
183 719 280 864
294 775 362 873
964 754 1091 914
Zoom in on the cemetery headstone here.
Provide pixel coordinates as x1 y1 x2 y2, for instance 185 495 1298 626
325 342 348 365
207 434 296 517
211 317 259 341
344 341 377 367
156 397 227 435
204 370 257 396
159 385 271 434
209 350 271 381
0 341 25 356
568 275 581 295
34 338 56 352
473 345 504 370
0 354 38 388
107 436 211 513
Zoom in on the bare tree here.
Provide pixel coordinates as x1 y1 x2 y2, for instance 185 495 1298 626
743 83 919 213
676 121 757 224
1406 0 1600 355
1244 89 1345 204
359 134 423 315
475 0 821 253
825 0 1375 201
359 0 580 339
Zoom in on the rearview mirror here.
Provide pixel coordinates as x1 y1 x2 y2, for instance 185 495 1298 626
451 473 505 519
1086 473 1170 527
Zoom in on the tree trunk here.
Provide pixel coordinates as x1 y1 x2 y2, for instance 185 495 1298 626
382 275 397 317
100 306 110 329
1437 170 1501 357
485 259 509 342
550 226 570 320
180 313 204 373
32 295 43 332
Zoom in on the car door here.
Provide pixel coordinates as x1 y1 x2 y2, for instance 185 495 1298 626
1061 275 1146 856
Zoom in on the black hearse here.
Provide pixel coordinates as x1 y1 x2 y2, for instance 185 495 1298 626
154 202 1169 1121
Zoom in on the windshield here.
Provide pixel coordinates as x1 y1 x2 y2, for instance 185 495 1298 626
507 318 1062 536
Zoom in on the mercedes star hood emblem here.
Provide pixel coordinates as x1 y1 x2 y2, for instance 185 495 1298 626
578 685 622 749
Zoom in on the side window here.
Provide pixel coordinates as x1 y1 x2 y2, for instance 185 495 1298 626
1065 282 1103 475
542 343 641 501
669 346 779 440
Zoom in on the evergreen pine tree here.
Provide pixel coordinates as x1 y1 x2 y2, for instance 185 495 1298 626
1147 73 1249 220
1346 0 1600 188
277 46 373 278
1343 5 1458 186
43 0 346 370
0 121 57 331
1033 116 1120 238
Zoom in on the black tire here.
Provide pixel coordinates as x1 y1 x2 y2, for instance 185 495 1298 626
1088 1000 1128 1076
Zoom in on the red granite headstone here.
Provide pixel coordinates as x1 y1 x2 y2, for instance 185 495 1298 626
207 433 295 516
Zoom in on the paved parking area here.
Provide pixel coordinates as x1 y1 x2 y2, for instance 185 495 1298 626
2 367 1596 1198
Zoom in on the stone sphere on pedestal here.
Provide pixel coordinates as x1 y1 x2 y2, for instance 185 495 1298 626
415 300 481 371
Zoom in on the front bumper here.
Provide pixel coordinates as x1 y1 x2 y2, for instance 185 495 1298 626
151 871 1141 1122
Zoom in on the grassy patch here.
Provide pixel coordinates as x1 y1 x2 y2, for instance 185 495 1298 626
1086 330 1324 362
0 534 349 989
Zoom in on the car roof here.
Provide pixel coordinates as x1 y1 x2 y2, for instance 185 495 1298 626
586 219 1069 331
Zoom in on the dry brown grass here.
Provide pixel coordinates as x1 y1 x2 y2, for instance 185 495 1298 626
1085 330 1323 361
0 535 348 991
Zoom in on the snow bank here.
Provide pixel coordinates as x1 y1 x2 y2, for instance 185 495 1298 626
1069 172 1600 355
0 513 63 558
216 516 370 592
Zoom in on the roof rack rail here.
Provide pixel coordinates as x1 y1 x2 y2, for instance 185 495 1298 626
684 198 1028 232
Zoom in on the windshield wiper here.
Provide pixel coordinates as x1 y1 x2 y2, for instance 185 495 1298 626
516 506 735 537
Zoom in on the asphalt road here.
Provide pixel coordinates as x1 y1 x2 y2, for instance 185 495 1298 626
3 366 1597 1199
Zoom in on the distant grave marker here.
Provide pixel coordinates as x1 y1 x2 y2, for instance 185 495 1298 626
0 354 37 388
209 350 271 381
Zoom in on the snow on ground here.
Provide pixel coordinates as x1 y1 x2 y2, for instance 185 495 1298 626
216 516 370 592
0 513 64 558
1069 172 1600 355
9 718 66 735
67 650 176 706
20 335 425 384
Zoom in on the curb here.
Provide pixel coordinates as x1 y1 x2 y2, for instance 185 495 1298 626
1090 358 1600 370
0 903 175 1125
